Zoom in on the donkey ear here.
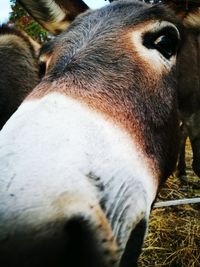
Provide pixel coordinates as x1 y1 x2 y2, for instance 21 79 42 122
17 0 89 34
162 0 200 28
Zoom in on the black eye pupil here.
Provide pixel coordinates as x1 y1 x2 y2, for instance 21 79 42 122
143 27 179 60
154 35 175 60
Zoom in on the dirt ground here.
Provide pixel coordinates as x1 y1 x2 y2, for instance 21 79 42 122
138 139 200 267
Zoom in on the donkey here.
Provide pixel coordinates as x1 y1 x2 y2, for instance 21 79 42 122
0 25 41 130
159 0 200 178
176 27 200 178
0 1 183 266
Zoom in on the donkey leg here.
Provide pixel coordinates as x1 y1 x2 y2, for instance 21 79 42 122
188 112 200 178
177 123 188 178
190 138 200 177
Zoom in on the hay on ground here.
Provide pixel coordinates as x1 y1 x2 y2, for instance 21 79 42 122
138 140 200 267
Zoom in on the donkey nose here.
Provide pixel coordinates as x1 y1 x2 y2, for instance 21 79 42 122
64 217 112 267
0 189 120 267
0 219 70 267
0 216 116 267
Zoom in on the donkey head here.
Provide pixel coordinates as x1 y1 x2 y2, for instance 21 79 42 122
0 1 183 266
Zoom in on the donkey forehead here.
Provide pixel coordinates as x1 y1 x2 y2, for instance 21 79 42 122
68 0 179 30
39 1 181 80
43 1 180 57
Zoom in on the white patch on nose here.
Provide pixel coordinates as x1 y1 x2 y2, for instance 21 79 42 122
130 21 179 71
0 92 158 258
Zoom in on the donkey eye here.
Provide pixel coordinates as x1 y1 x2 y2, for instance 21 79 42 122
143 27 180 60
153 34 177 59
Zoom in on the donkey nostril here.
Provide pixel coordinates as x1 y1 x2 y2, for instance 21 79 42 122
64 216 113 267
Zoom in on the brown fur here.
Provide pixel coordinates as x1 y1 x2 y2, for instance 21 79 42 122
161 1 200 177
0 25 40 129
55 0 88 20
163 0 200 28
176 27 200 177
